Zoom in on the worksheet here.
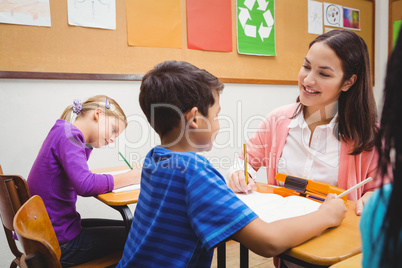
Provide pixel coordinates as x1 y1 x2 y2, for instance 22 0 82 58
97 169 140 193
236 191 321 223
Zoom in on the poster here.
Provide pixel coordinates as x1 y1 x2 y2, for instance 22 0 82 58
67 0 116 30
0 0 51 27
186 0 232 52
308 0 323 35
394 20 402 49
324 3 343 28
237 0 276 56
343 6 360 31
126 0 182 48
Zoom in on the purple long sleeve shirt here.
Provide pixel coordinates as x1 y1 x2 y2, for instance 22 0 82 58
28 119 114 244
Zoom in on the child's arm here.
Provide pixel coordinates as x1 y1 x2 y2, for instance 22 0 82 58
232 193 346 257
228 170 257 193
112 165 142 189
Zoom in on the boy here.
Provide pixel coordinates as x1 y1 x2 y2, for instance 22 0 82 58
117 61 346 267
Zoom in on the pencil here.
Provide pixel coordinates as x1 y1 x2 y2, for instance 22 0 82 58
119 152 133 170
244 144 248 185
336 177 373 198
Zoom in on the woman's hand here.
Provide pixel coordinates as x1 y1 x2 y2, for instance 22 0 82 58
227 170 257 193
355 191 373 215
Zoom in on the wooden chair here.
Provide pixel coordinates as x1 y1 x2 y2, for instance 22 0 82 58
0 174 31 268
13 195 122 268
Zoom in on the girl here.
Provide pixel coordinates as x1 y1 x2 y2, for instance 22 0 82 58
27 95 140 267
227 30 381 214
360 27 402 267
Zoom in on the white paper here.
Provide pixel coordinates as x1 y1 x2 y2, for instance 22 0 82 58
67 0 116 30
113 184 140 193
0 0 51 27
103 169 131 176
308 0 323 35
323 2 343 28
236 191 321 223
95 168 140 193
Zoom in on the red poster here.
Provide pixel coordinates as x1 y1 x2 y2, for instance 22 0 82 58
186 0 232 52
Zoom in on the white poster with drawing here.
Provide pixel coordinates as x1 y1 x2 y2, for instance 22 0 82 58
67 0 116 30
308 0 323 35
323 2 343 28
0 0 51 27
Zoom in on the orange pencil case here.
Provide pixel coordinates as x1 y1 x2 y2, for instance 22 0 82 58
274 173 348 202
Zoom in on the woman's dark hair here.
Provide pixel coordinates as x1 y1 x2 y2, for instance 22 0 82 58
295 30 378 155
139 61 223 136
374 26 402 267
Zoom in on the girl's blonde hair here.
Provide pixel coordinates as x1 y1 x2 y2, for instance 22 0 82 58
60 95 127 126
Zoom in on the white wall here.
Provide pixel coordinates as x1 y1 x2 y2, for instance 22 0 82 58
0 1 389 265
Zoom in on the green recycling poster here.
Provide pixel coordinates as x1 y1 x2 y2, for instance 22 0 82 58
237 0 276 56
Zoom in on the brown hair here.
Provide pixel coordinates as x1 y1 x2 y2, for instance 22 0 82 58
139 61 224 136
60 95 127 126
295 29 377 155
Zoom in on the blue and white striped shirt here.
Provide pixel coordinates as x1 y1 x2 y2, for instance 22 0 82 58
117 146 257 267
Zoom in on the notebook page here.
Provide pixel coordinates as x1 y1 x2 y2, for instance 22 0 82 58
94 169 141 193
236 192 321 223
113 184 141 193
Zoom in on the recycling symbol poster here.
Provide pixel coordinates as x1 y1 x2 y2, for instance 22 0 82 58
237 0 276 56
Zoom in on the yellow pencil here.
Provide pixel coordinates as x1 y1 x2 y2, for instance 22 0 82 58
244 143 248 185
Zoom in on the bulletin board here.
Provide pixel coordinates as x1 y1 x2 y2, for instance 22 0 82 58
0 0 374 84
389 0 402 54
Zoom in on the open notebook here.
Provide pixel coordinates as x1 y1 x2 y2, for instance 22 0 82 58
97 169 140 193
236 191 321 223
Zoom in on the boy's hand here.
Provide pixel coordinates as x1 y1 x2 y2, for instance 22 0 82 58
318 193 347 227
228 170 257 193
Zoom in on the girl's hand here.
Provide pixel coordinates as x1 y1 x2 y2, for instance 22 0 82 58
113 165 142 189
318 193 347 227
355 191 373 216
127 165 142 184
228 170 257 194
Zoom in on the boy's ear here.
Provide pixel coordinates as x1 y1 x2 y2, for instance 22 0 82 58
185 107 198 129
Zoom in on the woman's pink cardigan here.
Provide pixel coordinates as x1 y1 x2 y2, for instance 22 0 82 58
242 103 381 201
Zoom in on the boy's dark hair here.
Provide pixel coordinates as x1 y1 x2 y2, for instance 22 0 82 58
139 61 224 136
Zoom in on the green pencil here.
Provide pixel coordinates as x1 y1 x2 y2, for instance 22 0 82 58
119 152 133 170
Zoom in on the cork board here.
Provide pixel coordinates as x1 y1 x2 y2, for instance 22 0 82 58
0 0 374 84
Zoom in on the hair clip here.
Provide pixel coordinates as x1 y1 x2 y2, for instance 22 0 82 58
105 97 111 109
72 99 82 114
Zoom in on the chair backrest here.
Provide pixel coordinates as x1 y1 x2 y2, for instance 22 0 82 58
13 195 62 268
0 174 31 267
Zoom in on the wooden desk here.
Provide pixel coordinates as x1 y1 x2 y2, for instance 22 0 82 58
232 183 361 268
329 253 362 268
92 166 140 233
92 168 361 268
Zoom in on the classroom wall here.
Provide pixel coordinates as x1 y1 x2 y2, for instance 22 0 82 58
0 1 389 265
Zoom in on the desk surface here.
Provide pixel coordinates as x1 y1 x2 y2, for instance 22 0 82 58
93 166 140 206
256 183 361 267
93 167 360 266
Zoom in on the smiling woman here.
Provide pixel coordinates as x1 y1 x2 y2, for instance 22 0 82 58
226 29 382 267
227 29 381 207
